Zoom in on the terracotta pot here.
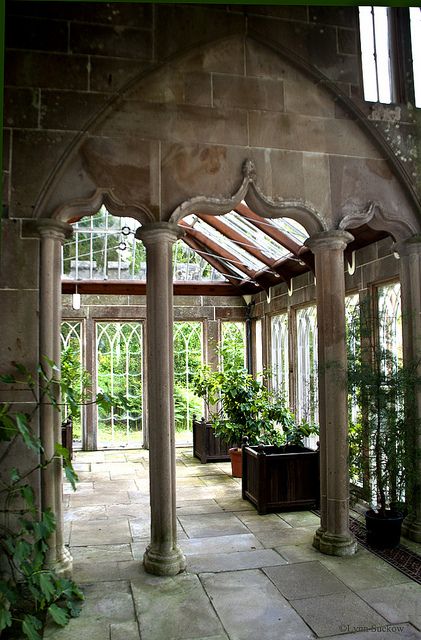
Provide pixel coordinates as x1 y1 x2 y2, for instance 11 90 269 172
229 447 242 478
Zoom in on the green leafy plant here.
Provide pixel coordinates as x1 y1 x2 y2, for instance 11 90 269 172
0 362 84 639
347 299 420 517
193 366 318 449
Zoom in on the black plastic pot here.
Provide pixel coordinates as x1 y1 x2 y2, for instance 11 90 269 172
365 509 404 549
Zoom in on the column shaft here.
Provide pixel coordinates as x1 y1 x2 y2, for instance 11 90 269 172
305 231 357 556
38 219 73 574
136 223 186 576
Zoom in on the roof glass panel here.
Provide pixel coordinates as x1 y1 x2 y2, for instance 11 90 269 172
270 217 309 243
186 215 267 272
223 212 289 260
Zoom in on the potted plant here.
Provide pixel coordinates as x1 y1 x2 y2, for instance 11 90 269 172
347 300 419 548
193 366 319 512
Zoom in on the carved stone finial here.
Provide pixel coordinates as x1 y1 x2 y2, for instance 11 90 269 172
242 159 256 181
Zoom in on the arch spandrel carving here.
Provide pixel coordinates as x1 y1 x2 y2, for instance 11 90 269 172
32 34 420 240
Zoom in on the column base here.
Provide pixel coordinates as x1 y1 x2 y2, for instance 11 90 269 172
312 526 325 550
45 546 73 577
402 515 421 543
143 544 187 576
317 531 357 557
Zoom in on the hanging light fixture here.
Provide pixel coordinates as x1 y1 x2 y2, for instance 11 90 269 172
72 285 81 310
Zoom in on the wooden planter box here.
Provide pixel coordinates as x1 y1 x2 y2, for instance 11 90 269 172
242 443 320 514
192 417 231 463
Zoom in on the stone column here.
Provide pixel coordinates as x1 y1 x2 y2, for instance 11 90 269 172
395 236 421 542
37 218 73 574
135 222 186 576
305 230 357 556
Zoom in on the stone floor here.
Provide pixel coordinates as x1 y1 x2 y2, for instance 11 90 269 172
44 448 421 640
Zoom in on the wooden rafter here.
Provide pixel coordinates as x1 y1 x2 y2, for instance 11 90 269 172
180 234 245 289
62 280 243 296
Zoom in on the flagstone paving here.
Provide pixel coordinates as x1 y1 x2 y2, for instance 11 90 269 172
44 448 421 640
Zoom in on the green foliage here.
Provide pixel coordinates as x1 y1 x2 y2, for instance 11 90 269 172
193 366 318 449
347 298 421 516
0 362 84 639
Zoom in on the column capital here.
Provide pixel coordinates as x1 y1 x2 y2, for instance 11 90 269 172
305 230 354 253
394 234 421 258
36 218 73 242
135 222 184 246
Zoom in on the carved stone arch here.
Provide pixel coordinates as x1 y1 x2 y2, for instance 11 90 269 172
338 200 419 242
49 188 155 226
169 159 327 237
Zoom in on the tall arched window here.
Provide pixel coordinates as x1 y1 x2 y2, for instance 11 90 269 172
271 313 289 404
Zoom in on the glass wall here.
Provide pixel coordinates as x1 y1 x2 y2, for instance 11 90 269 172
173 321 203 442
270 313 289 404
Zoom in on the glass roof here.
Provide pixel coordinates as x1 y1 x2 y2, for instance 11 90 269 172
62 205 310 288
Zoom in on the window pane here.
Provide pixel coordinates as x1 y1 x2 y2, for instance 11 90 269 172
96 322 143 447
271 313 289 404
296 305 318 426
220 322 246 372
359 6 392 103
61 321 83 444
173 321 203 442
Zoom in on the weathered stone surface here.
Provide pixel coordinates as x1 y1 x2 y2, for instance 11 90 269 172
5 50 89 89
70 22 152 60
4 87 40 128
213 74 284 111
249 111 384 159
201 569 314 639
11 130 76 217
358 582 421 628
40 90 110 131
263 561 348 600
132 570 226 640
290 591 387 637
155 6 244 62
90 56 148 93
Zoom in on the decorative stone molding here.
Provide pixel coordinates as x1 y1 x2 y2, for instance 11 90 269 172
170 160 327 237
339 200 418 242
50 188 155 225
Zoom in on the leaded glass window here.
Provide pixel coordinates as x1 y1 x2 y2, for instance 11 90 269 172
271 313 289 404
173 322 203 441
220 322 247 372
60 320 84 444
296 305 318 426
96 322 143 447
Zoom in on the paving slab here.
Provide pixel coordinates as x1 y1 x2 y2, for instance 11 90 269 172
187 548 286 573
73 559 143 583
200 569 315 639
178 512 250 538
70 517 131 545
278 511 321 528
253 525 316 548
176 499 224 515
110 620 141 640
264 560 349 600
131 569 226 640
290 591 388 637
179 533 264 555
64 505 107 522
358 582 421 629
69 491 131 507
71 543 134 562
317 547 412 590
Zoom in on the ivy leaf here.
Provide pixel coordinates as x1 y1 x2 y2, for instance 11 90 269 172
20 484 36 511
48 603 69 627
38 572 56 601
0 607 12 632
0 374 16 383
64 464 78 492
33 509 56 541
15 413 41 453
0 412 18 441
22 614 43 640
13 539 33 564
